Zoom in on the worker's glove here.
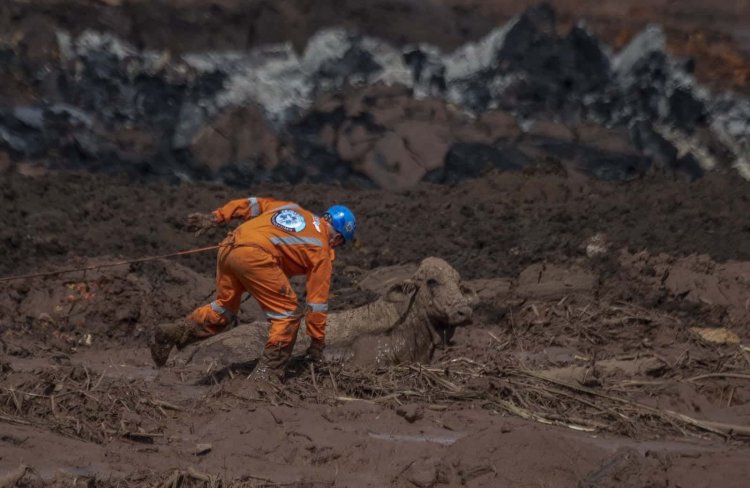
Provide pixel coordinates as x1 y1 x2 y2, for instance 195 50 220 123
185 212 218 236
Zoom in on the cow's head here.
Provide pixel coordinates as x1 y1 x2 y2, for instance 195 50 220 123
385 257 476 346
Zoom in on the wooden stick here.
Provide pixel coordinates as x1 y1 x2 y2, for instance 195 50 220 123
329 370 339 397
686 373 750 382
0 414 31 426
522 370 750 438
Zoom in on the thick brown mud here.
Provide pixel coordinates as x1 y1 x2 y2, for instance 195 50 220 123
2 1 750 485
1 170 749 486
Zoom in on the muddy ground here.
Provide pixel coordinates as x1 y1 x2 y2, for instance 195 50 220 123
1 1 750 486
1 170 750 487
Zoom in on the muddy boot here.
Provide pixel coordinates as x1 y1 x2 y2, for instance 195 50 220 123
149 320 202 367
249 344 293 384
150 322 180 367
305 340 325 365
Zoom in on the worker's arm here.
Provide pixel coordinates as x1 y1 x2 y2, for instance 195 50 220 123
212 197 282 223
304 256 333 344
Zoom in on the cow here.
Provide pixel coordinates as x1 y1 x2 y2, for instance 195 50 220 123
173 257 476 368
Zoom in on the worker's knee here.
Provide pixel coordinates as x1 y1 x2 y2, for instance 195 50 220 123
267 318 301 348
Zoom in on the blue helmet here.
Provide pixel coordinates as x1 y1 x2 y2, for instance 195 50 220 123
324 205 356 243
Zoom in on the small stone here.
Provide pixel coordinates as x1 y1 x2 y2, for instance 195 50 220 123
585 233 609 258
396 404 424 423
194 443 212 455
404 460 438 488
690 327 741 345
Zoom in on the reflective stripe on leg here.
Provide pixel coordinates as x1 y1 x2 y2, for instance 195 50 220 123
265 308 301 320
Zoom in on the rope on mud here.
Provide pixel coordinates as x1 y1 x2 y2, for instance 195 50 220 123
0 245 224 283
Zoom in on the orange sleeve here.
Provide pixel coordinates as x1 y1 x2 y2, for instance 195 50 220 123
304 255 333 340
212 197 281 223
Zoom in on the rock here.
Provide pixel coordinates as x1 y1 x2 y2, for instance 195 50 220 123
396 404 424 423
2 4 748 187
477 110 521 142
523 133 650 181
404 44 446 99
189 105 281 174
336 121 379 161
630 121 678 170
303 29 387 95
584 233 609 258
465 278 512 302
370 102 407 127
523 120 575 141
690 327 741 345
361 132 426 190
663 257 750 322
194 443 213 455
491 11 610 114
613 26 667 87
13 107 45 130
425 142 527 184
669 86 708 130
403 460 439 488
392 120 449 171
14 14 59 64
573 125 633 154
711 95 750 180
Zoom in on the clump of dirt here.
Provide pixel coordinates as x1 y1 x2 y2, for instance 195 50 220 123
0 259 214 346
617 251 750 325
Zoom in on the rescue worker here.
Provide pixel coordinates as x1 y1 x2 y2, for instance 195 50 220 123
149 196 356 382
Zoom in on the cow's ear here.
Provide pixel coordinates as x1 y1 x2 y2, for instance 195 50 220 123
385 279 417 303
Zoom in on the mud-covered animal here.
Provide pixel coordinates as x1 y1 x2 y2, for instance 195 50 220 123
175 257 475 367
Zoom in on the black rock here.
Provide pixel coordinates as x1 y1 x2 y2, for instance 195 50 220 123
426 142 528 184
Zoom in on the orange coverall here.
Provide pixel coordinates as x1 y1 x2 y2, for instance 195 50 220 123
189 197 334 349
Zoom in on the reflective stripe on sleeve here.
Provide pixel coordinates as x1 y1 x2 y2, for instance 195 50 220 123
248 197 260 217
306 302 328 312
210 301 235 319
269 236 323 247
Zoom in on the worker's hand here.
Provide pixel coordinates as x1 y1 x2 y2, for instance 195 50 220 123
185 212 217 236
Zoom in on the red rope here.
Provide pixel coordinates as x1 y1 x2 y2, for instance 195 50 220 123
0 245 224 283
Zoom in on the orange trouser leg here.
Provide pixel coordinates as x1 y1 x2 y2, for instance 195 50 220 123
188 246 245 336
224 246 302 349
305 311 326 344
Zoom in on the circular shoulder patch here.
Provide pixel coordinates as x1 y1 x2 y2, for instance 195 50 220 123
272 209 307 233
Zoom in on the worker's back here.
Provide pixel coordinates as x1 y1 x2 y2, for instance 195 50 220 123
233 200 335 277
